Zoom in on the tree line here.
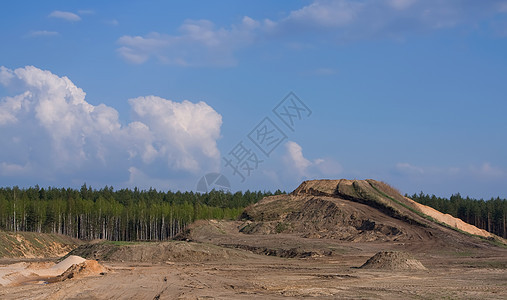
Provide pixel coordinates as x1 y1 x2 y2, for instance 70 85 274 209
409 192 507 239
1 184 505 240
0 184 283 241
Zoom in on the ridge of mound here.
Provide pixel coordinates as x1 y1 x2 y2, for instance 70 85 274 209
360 251 426 270
293 179 428 226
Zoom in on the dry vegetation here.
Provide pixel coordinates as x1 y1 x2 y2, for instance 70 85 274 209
0 231 80 258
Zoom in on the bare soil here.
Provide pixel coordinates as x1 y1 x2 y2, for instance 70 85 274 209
0 179 506 299
0 246 505 299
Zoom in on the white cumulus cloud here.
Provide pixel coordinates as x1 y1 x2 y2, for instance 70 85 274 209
285 141 312 176
128 96 222 171
283 141 342 179
0 66 222 187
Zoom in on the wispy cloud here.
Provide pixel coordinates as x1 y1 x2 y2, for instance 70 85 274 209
27 30 59 37
395 162 425 175
475 162 504 177
49 10 81 22
0 162 30 176
77 10 94 15
273 0 507 39
303 67 337 76
106 19 119 26
116 0 507 67
388 0 417 11
117 17 261 66
281 0 362 29
395 162 504 178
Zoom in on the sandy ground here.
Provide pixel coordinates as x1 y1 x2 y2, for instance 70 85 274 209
1 243 505 300
1 180 506 299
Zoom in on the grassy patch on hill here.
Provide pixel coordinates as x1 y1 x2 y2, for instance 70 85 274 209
0 230 81 258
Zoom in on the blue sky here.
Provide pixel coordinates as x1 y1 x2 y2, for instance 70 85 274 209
1 0 507 198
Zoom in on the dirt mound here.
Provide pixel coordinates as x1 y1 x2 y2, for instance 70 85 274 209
239 179 505 246
360 251 427 270
0 231 81 258
69 240 249 263
55 260 107 282
240 195 407 241
239 180 420 242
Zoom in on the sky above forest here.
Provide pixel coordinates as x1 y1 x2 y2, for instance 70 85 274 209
1 0 507 198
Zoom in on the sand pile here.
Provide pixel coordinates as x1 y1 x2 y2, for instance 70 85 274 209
0 255 106 286
405 197 494 238
360 251 426 270
55 260 107 282
32 255 86 277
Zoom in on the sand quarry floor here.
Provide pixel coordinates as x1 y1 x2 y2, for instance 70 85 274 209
0 240 506 300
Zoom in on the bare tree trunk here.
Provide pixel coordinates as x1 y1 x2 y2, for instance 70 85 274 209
13 190 16 233
488 211 491 233
503 214 506 238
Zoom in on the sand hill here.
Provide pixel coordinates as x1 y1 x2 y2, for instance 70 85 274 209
239 179 505 244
